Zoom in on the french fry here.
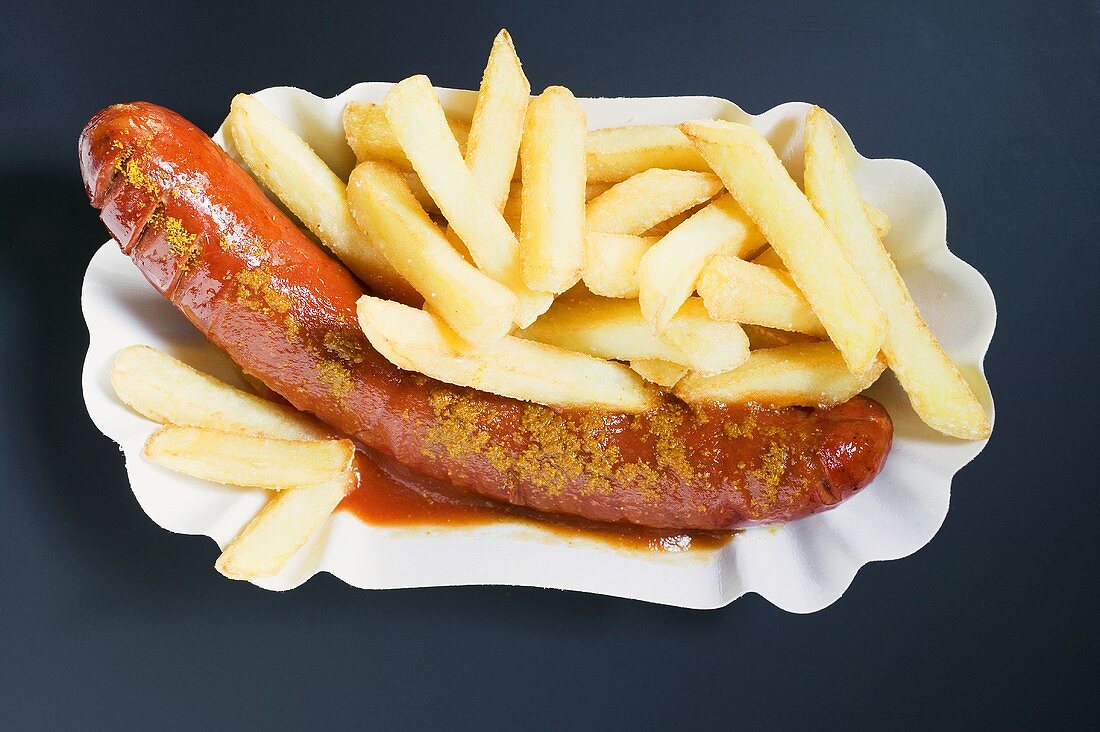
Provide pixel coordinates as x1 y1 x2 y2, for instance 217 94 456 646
443 32 530 264
637 194 768 333
749 230 886 275
465 29 531 212
520 86 587 293
383 75 551 325
586 125 710 182
228 94 417 304
803 107 990 439
357 295 653 411
680 119 887 373
742 324 819 350
749 214 887 251
585 169 724 236
697 255 827 336
660 298 751 375
472 180 607 226
519 296 749 376
630 359 689 388
343 101 470 169
675 342 886 408
215 471 352 580
144 426 355 489
583 233 658 298
347 160 517 344
112 345 329 440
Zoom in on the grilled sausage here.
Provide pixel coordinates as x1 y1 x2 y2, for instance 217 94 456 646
79 102 892 530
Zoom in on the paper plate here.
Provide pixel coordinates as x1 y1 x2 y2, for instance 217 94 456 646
81 83 995 612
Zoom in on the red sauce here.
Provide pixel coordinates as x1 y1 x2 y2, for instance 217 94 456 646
339 451 734 553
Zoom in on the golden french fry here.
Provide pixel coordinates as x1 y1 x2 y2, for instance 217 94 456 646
586 124 710 182
583 233 658 298
520 86 587 293
357 295 653 411
215 471 352 580
585 169 724 236
680 119 886 373
445 32 529 266
519 296 749 376
751 246 786 271
228 94 417 304
637 194 767 333
383 75 551 325
748 212 887 270
343 101 470 169
506 181 605 227
112 346 329 440
144 426 355 489
465 29 531 212
675 342 886 408
347 160 517 344
697 255 826 336
804 107 990 439
629 359 688 388
660 298 751 375
750 214 887 251
742 324 819 350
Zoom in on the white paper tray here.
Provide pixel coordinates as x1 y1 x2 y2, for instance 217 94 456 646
81 83 995 612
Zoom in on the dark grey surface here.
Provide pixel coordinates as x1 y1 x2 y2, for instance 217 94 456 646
1 0 1096 728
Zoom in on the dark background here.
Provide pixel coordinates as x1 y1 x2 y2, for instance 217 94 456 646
1 0 1096 728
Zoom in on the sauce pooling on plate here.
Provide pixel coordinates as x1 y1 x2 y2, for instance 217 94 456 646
341 451 734 552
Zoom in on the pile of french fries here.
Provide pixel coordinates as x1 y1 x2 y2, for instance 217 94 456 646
228 28 990 441
113 345 356 580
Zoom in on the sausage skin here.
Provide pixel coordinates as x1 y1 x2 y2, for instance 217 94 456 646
79 102 892 530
